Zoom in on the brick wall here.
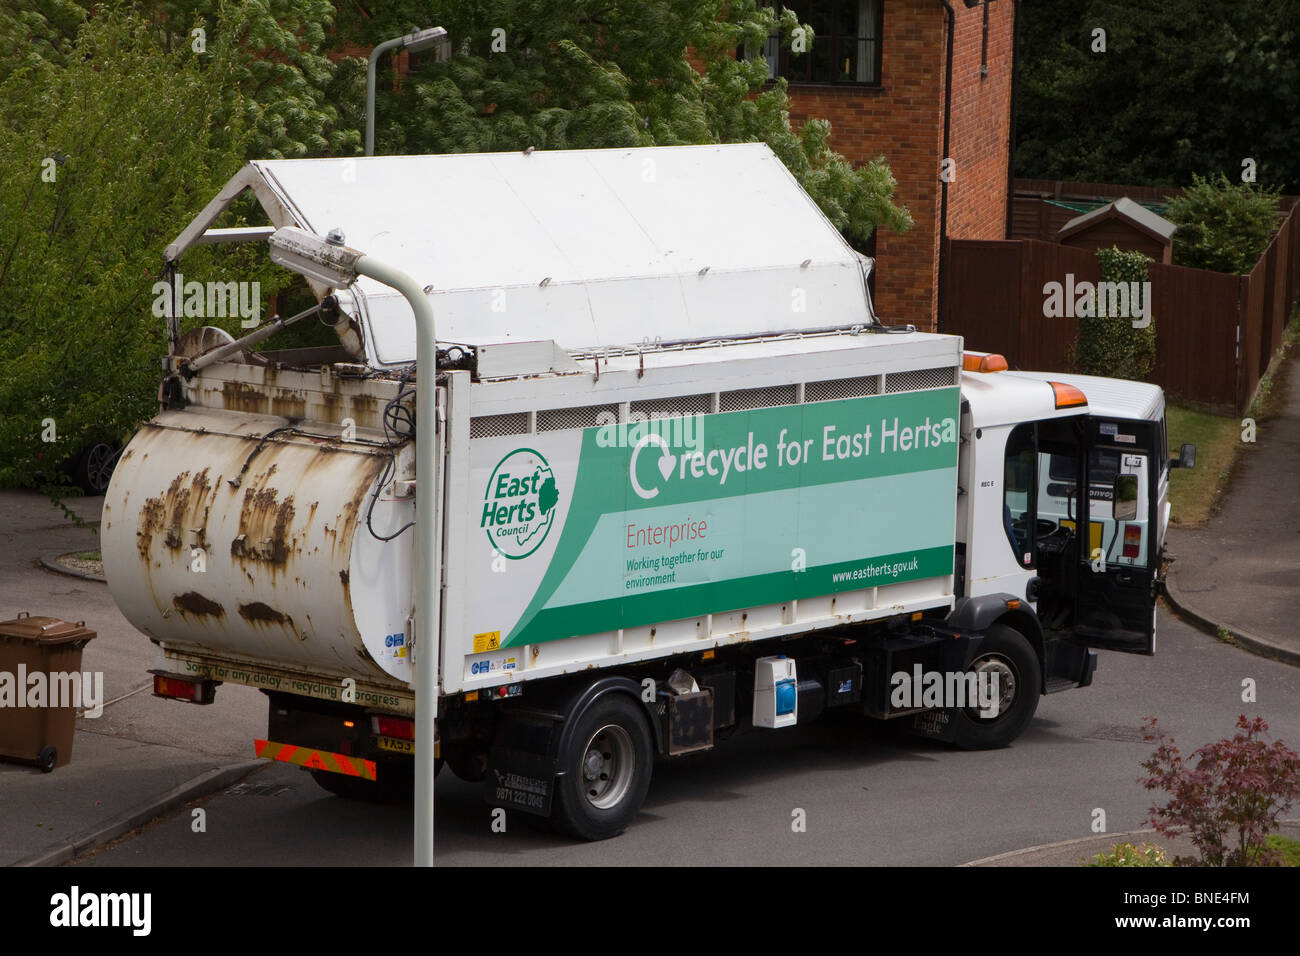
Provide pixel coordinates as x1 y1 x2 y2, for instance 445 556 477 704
945 0 1013 244
784 0 1014 330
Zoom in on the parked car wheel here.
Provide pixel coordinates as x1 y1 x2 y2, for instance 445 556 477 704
71 441 122 495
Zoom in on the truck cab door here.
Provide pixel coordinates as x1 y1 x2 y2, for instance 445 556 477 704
1072 418 1159 655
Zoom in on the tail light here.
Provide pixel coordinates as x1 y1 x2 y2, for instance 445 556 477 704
153 674 215 704
1122 524 1142 559
371 715 415 740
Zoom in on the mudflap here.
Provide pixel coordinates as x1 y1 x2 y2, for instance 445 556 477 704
909 708 961 743
484 747 556 816
483 707 563 818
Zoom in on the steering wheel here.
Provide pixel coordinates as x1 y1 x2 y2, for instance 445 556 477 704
1012 518 1058 538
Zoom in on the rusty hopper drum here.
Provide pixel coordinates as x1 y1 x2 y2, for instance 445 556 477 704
101 366 418 701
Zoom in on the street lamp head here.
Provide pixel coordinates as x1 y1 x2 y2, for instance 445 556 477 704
268 226 363 287
403 26 448 57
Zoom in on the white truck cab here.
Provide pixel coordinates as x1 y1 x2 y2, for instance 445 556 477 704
959 360 1190 661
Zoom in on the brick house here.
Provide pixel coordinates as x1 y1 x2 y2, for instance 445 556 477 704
767 0 1016 330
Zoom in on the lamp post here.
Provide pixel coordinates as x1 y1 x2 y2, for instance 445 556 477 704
268 226 440 867
366 27 448 156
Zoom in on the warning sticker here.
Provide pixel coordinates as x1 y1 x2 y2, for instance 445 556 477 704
473 630 501 654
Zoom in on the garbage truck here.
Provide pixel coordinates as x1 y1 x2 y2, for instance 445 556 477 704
102 143 1192 840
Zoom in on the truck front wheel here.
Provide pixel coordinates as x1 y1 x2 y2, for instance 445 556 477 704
952 624 1041 750
551 694 653 841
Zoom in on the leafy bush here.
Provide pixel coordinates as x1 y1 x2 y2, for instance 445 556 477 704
1073 246 1157 381
1085 842 1172 867
0 11 289 495
1165 173 1282 274
1140 715 1300 866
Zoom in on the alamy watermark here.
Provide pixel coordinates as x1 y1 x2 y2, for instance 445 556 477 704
0 666 103 717
595 409 705 454
1043 273 1152 328
890 665 1001 718
151 272 261 328
50 886 150 936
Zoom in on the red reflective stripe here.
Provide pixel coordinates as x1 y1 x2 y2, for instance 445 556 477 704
256 740 377 780
339 754 363 777
302 751 329 771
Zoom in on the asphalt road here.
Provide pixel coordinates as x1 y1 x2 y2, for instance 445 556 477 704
73 610 1300 867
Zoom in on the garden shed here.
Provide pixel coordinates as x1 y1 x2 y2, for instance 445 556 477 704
1057 196 1177 263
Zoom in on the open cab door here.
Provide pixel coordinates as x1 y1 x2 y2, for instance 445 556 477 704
1070 417 1162 655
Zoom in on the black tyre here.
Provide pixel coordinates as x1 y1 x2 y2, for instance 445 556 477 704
551 693 653 841
952 624 1041 750
73 442 121 495
446 747 488 783
37 746 57 773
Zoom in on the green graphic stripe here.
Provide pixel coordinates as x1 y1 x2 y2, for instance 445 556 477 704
508 389 960 646
504 545 953 648
544 467 958 609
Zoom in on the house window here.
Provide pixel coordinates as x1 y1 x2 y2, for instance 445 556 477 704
761 1 883 86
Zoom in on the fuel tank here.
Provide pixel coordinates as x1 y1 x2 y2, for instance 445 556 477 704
101 363 417 686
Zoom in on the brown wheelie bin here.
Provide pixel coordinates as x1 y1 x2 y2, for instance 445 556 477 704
0 613 97 772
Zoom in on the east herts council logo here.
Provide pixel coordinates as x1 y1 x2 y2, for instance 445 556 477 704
482 448 559 559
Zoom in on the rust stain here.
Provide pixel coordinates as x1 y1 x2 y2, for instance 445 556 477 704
271 395 307 419
238 602 289 624
330 456 386 558
222 380 269 415
339 569 351 605
230 487 296 564
173 592 224 618
137 468 215 558
137 497 163 558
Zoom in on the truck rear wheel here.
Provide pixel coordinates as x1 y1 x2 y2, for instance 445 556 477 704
952 624 1040 750
551 694 653 841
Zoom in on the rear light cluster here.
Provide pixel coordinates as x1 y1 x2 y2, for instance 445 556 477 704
153 674 215 704
1122 523 1142 558
371 715 415 740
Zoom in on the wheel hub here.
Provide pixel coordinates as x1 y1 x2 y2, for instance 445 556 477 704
968 655 1016 718
579 724 634 810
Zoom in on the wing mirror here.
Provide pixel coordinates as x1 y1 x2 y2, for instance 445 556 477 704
1168 443 1196 470
1114 473 1139 521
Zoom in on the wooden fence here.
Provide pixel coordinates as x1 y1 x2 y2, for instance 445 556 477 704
944 194 1300 415
1011 178 1182 244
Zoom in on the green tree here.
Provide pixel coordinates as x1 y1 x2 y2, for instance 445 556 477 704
0 11 274 493
1165 174 1281 274
332 0 911 244
3 0 356 160
1015 0 1300 193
